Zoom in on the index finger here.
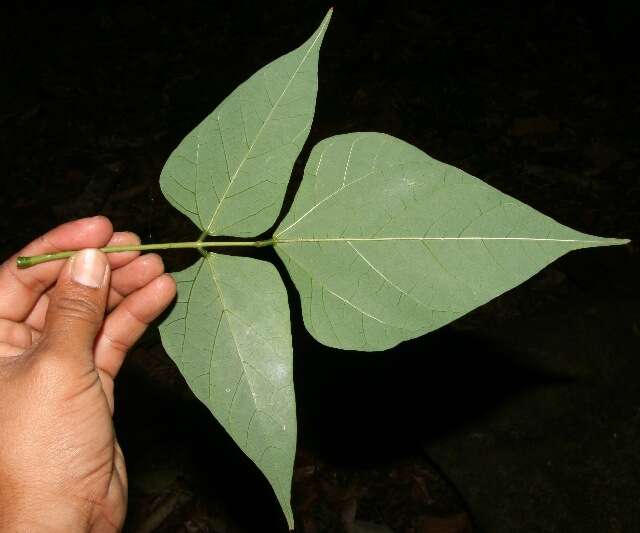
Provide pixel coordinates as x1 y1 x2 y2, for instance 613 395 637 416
0 216 114 322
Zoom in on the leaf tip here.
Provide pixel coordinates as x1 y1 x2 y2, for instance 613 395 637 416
604 237 631 246
584 236 630 248
322 6 334 28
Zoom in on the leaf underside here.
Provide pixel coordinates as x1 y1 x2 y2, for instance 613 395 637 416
157 7 628 528
159 10 333 528
274 132 627 351
159 253 296 528
159 9 332 237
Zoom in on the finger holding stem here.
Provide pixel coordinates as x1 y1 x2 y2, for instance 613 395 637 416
17 239 275 269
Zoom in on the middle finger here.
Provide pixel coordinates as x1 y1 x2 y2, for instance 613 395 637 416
108 253 165 311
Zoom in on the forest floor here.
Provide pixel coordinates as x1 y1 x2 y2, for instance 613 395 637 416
1 2 639 532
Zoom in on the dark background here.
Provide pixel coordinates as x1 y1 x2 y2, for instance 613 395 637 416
1 1 639 532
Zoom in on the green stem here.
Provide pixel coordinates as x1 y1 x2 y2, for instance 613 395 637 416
16 239 275 269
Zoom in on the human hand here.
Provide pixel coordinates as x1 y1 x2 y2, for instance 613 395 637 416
0 216 176 532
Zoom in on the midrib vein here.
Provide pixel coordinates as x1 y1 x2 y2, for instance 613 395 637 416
205 256 259 405
275 236 618 244
202 20 327 236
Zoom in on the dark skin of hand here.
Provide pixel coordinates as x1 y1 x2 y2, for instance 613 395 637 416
0 217 176 532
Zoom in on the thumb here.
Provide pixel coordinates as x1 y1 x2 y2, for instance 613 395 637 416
41 249 110 359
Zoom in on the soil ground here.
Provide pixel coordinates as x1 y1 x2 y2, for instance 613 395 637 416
1 2 638 532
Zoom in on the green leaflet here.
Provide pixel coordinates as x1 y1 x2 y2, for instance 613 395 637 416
154 8 627 528
159 9 332 237
274 132 628 350
158 254 296 528
158 10 332 528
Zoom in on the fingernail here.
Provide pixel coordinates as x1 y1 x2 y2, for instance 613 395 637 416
71 249 108 288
